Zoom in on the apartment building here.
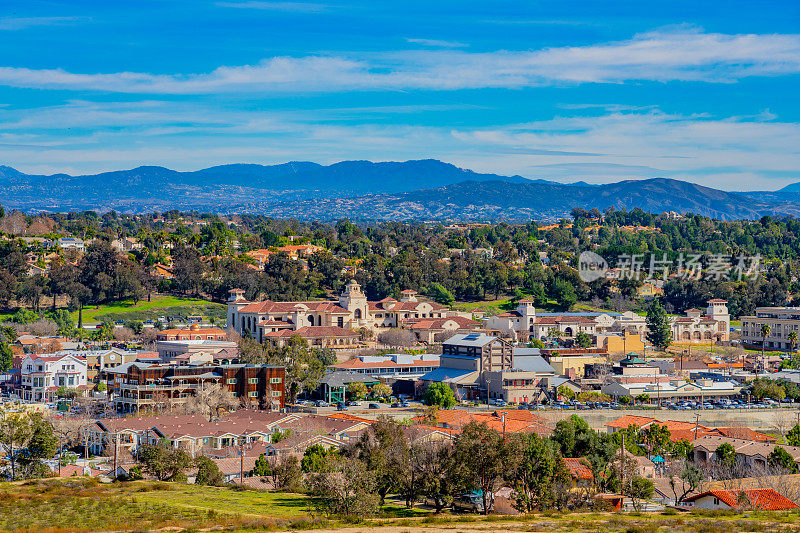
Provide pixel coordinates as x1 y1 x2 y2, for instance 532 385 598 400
18 353 88 402
106 362 285 414
740 306 800 350
155 325 227 341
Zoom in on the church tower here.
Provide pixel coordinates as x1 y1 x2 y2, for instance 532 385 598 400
339 280 368 325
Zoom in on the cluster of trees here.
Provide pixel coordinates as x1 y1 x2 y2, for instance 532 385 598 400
288 415 665 517
0 410 64 480
3 204 800 322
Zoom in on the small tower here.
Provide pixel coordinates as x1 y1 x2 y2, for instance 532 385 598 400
706 298 730 339
227 288 248 334
339 280 368 322
400 289 418 302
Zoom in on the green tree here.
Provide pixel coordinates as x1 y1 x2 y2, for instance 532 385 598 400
768 446 799 473
715 442 736 469
787 424 800 447
302 443 336 473
347 381 368 400
423 382 457 408
0 342 13 372
427 283 455 306
575 331 592 349
347 416 408 505
253 453 271 477
642 422 671 456
507 432 570 511
645 300 672 351
789 331 798 354
371 382 392 399
454 422 507 515
557 384 575 401
138 441 193 481
308 454 379 517
194 455 224 486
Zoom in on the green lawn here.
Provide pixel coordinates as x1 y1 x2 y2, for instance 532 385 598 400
72 295 226 323
134 484 314 518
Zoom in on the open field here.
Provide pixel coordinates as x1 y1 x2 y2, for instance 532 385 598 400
71 295 227 324
2 479 800 532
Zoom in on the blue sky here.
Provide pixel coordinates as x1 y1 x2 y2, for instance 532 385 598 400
1 0 799 190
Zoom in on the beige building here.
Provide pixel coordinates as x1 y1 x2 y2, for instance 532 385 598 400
671 299 730 344
741 306 800 351
228 281 448 343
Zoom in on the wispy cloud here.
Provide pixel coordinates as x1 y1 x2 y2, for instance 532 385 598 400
0 16 87 31
215 1 328 13
406 38 467 48
0 27 797 93
1 100 798 190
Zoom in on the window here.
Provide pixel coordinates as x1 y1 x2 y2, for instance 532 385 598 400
248 378 258 384
270 377 282 384
227 378 237 384
271 390 282 397
248 391 258 397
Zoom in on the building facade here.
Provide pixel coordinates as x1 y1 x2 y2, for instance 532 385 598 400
227 281 448 344
107 362 285 414
18 353 88 402
741 306 800 350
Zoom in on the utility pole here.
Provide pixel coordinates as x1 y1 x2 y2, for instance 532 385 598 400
113 431 119 477
694 413 700 440
239 437 244 485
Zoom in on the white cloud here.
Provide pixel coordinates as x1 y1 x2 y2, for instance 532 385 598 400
215 1 328 12
0 16 87 30
1 100 798 190
406 38 467 48
0 27 798 93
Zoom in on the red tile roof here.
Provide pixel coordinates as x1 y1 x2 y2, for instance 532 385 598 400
564 458 594 480
683 489 798 510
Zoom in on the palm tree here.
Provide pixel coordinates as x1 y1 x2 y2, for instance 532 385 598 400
759 323 772 376
789 330 798 354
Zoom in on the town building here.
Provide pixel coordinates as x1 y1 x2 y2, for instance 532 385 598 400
156 325 227 341
671 299 730 344
106 362 285 414
484 299 729 346
741 306 800 351
329 353 440 378
227 281 448 345
419 332 515 400
18 353 88 402
156 339 239 363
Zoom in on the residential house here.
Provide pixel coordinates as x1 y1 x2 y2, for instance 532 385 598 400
681 489 798 511
692 436 800 470
18 353 88 402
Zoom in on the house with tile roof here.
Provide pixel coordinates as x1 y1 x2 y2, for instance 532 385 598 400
691 436 800 470
605 415 776 443
88 411 301 457
681 488 798 511
563 457 594 489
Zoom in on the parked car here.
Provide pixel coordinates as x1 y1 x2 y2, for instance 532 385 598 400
315 400 329 408
453 492 490 513
368 403 380 409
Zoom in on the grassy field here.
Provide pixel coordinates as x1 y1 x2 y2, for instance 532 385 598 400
3 478 800 532
71 295 227 323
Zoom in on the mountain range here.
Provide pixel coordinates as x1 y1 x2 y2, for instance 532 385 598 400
1 159 799 221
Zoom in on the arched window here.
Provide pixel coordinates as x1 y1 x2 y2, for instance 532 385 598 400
308 315 315 326
354 308 362 319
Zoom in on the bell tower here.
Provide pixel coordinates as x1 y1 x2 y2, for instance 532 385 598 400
339 280 368 324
